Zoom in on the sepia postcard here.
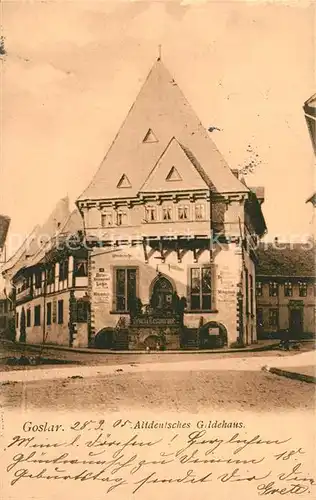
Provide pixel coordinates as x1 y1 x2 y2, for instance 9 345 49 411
0 1 315 499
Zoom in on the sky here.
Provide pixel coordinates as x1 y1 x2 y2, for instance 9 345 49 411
0 0 315 258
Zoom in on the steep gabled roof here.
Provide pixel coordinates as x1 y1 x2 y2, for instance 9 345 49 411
27 208 84 267
26 197 70 257
2 197 71 278
1 225 40 277
78 59 248 201
256 242 315 278
140 137 209 193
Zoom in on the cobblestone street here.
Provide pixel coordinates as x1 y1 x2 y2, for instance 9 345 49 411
1 342 314 413
0 340 312 370
2 366 314 413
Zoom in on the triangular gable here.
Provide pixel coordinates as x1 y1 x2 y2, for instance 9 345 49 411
143 128 158 143
77 59 249 201
166 166 182 181
117 174 132 188
140 137 208 193
28 209 84 266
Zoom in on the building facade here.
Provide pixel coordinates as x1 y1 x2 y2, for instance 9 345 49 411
77 59 266 350
256 242 315 338
2 199 89 347
0 292 12 337
0 214 10 261
0 214 12 337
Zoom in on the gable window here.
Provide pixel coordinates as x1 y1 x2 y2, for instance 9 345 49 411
190 267 212 311
58 300 64 324
117 174 131 188
284 281 293 297
143 128 158 143
59 260 68 282
145 205 157 222
34 305 41 326
178 205 189 220
269 282 278 297
195 203 205 220
269 308 279 328
26 309 31 327
101 212 113 227
256 281 263 296
116 210 127 226
162 206 172 221
115 267 137 312
166 166 182 181
298 281 308 297
74 259 88 277
47 302 52 325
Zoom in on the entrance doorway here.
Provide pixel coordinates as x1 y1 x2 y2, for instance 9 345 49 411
150 276 174 312
289 308 303 338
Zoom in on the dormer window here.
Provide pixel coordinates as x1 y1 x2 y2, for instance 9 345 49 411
145 205 157 222
162 206 173 221
117 210 127 226
143 129 158 143
101 212 113 228
195 203 205 220
178 205 189 220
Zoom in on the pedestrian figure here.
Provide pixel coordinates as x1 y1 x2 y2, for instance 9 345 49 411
146 346 150 353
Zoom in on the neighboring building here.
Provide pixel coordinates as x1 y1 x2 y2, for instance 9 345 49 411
2 198 89 347
0 291 11 337
304 94 316 208
304 94 316 156
0 214 12 337
256 242 315 338
0 214 10 260
76 58 266 350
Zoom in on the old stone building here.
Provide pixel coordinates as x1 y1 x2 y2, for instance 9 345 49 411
2 198 89 347
76 58 266 350
256 242 315 338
